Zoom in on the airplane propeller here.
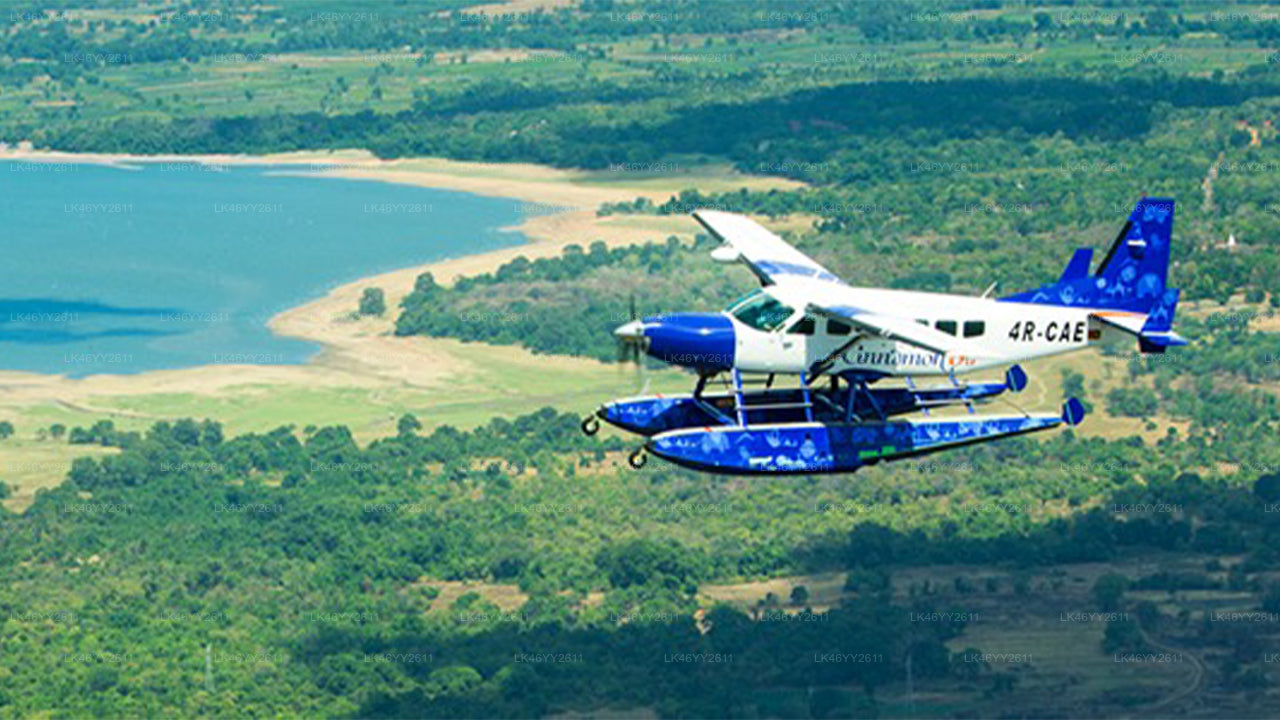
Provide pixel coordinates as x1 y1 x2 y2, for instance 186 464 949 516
615 295 642 362
614 293 650 393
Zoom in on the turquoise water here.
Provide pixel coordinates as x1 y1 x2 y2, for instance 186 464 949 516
0 161 531 376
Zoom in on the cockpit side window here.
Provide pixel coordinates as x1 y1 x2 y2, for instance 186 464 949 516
788 317 816 335
731 292 795 332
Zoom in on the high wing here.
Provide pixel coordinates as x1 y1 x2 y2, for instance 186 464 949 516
694 210 962 356
693 210 843 286
806 302 962 356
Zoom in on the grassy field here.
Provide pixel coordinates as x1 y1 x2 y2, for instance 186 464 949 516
0 338 688 512
0 437 118 512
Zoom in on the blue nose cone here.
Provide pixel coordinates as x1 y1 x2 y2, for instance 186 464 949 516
640 313 735 372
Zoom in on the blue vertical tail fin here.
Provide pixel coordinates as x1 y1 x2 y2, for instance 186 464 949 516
1058 248 1093 283
1002 198 1176 315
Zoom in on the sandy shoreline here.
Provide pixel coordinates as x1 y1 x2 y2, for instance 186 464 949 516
0 147 794 402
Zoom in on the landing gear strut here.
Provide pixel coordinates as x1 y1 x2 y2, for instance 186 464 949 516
628 447 648 469
581 415 600 436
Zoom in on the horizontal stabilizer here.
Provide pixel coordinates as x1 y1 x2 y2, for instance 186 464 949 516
1138 331 1189 351
1092 292 1188 354
1091 311 1147 335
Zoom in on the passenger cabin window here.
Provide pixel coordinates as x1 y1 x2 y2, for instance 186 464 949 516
827 319 852 336
730 291 795 332
963 320 985 338
789 317 816 335
916 319 929 326
935 320 958 336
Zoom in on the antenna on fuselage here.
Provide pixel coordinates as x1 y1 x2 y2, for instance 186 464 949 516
980 282 998 299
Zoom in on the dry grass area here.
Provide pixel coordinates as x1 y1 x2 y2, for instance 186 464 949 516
418 579 530 614
700 570 846 612
0 439 119 513
461 0 577 16
1019 348 1191 443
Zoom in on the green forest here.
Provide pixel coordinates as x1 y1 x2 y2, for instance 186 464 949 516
3 399 1280 716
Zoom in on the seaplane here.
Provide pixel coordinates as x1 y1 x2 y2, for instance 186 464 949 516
581 198 1186 474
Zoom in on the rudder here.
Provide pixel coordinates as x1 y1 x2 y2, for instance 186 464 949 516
1095 197 1173 313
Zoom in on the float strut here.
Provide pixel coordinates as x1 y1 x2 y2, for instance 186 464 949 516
800 372 814 422
856 379 887 422
906 375 929 417
732 369 747 426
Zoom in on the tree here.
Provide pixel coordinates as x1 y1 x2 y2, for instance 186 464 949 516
172 419 202 446
952 647 985 680
1106 387 1159 417
1061 370 1093 412
0 421 14 440
50 423 66 440
1102 617 1145 653
1254 473 1280 503
1094 573 1129 612
397 413 422 437
359 287 386 317
1261 583 1280 615
790 584 810 606
87 666 120 693
594 538 703 594
413 272 440 294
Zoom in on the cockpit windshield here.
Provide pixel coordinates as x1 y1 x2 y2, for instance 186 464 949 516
729 290 795 332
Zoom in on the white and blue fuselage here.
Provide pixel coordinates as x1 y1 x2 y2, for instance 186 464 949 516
618 284 1115 380
615 198 1183 382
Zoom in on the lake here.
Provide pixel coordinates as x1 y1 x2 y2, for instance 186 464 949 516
0 161 532 377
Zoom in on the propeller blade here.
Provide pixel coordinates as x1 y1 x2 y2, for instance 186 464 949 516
615 294 647 392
